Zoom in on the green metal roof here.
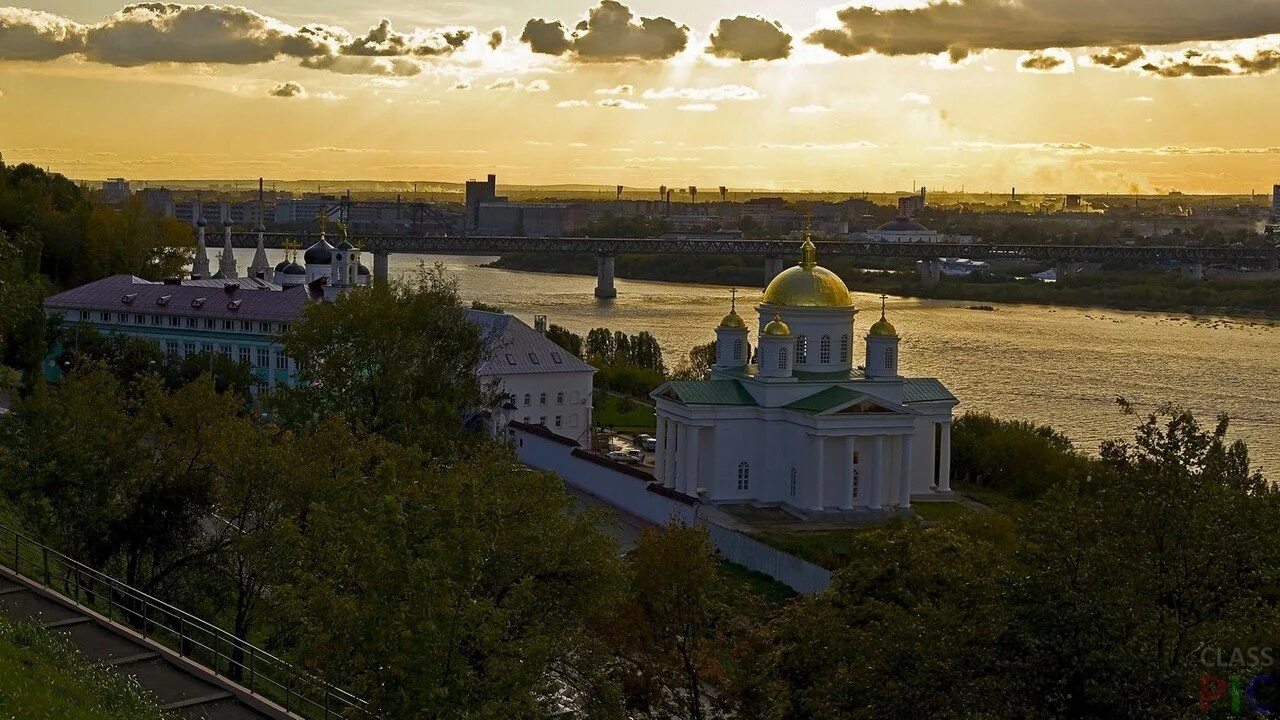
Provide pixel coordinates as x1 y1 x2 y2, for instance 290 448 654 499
785 386 864 413
661 380 758 406
902 378 958 404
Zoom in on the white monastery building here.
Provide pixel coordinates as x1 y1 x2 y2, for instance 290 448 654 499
43 224 591 442
650 237 958 515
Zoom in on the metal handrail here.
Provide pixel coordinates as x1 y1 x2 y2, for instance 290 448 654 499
0 522 377 720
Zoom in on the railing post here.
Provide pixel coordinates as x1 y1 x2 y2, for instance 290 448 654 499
13 533 19 575
248 647 256 693
42 547 50 586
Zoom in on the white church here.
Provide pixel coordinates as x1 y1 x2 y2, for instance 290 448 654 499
650 237 958 515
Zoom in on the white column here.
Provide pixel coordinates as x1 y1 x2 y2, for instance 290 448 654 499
937 422 952 492
840 436 857 510
655 417 668 485
899 434 914 508
683 425 701 495
666 421 680 489
868 436 883 510
811 436 826 511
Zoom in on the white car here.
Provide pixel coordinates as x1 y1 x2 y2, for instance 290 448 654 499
608 449 644 464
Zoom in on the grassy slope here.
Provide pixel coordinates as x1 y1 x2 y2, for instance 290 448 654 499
0 615 172 720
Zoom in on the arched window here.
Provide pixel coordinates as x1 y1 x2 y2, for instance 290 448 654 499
840 334 849 362
789 468 797 498
540 392 548 405
737 462 750 491
884 346 897 370
819 335 831 364
523 394 531 406
556 391 565 404
732 339 743 361
777 347 789 370
796 335 808 363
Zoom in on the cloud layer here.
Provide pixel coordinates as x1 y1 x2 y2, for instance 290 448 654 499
520 0 687 62
806 0 1280 61
707 15 791 61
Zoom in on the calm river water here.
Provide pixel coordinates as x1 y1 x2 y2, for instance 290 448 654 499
236 249 1280 474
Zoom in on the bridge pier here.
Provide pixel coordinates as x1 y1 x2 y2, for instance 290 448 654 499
1054 261 1083 284
595 253 617 299
1181 262 1205 281
372 251 389 285
916 259 941 287
764 255 786 283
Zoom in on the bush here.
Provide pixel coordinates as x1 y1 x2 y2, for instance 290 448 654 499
951 412 1087 499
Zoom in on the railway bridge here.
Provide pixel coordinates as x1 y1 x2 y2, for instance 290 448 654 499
210 230 1280 299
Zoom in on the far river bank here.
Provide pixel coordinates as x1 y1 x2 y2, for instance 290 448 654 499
486 252 1280 320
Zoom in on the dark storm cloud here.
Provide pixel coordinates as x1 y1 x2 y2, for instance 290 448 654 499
0 3 476 76
707 15 792 61
520 1 688 62
806 0 1280 59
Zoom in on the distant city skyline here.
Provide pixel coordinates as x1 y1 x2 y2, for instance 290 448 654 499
5 1 1280 192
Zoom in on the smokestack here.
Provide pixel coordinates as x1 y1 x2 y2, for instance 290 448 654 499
616 185 623 200
689 186 697 205
659 185 666 201
719 186 727 202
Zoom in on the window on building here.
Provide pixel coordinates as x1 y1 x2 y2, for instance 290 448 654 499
840 334 849 363
239 347 251 365
223 320 234 331
134 314 145 324
539 416 546 426
789 468 797 497
554 416 562 428
259 322 271 333
202 343 214 355
796 335 808 363
165 340 179 356
528 353 541 365
820 335 831 364
280 323 290 332
118 313 128 323
184 342 195 356
99 312 110 322
556 391 564 404
505 353 516 366
186 317 197 329
256 348 269 368
524 416 530 424
778 347 788 370
169 316 181 327
733 339 743 361
885 346 896 370
737 462 750 491
150 315 162 326
523 394 531 406
204 319 215 330
539 392 547 405
220 345 232 359
551 352 563 364
241 321 252 331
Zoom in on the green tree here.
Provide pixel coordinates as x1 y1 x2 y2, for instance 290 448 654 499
670 341 717 381
0 229 51 378
586 327 616 359
276 264 490 454
546 324 584 358
276 435 624 719
951 411 1086 498
84 197 192 281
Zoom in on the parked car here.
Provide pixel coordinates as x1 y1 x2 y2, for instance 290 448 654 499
641 438 657 452
607 450 641 464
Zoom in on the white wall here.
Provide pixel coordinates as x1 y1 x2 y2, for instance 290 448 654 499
494 370 594 444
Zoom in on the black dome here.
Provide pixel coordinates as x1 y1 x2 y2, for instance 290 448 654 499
274 260 290 272
282 262 306 275
357 264 370 275
335 240 355 251
304 238 334 265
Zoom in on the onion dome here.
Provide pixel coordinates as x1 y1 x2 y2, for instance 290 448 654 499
868 316 897 336
719 308 746 329
335 240 355 251
281 262 306 275
357 264 370 276
761 236 853 308
763 314 792 336
274 260 290 272
196 216 207 228
304 238 334 265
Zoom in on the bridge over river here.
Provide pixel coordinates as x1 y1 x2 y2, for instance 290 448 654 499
208 230 1280 299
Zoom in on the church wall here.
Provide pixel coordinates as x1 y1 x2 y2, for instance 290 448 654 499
494 370 594 444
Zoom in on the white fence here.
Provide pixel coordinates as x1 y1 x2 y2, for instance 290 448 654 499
511 423 833 594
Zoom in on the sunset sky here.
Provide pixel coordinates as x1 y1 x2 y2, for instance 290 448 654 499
5 0 1280 192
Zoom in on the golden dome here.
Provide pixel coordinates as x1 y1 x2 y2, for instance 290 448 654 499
719 309 747 329
762 314 792 336
761 237 853 308
868 317 897 336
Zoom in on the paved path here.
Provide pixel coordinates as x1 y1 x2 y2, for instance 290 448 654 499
0 569 281 719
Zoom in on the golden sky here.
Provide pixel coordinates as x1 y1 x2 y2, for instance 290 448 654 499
4 0 1280 193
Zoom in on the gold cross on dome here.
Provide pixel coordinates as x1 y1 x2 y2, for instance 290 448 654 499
730 287 738 312
880 293 888 318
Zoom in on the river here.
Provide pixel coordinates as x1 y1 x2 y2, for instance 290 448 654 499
233 249 1280 474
